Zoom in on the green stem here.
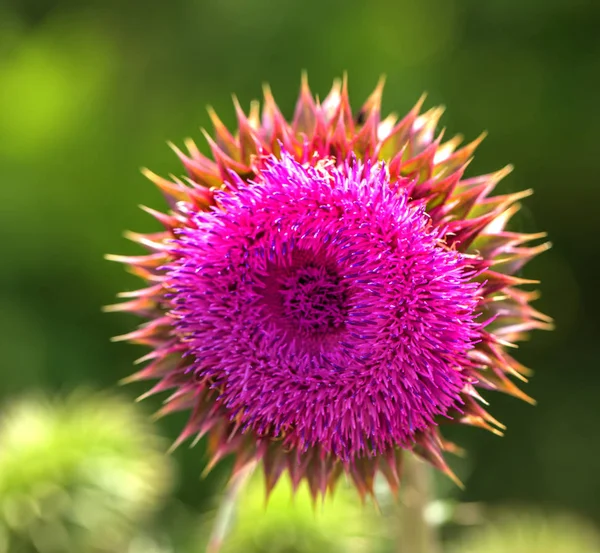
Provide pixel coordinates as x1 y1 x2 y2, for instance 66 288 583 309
206 461 256 553
398 453 440 553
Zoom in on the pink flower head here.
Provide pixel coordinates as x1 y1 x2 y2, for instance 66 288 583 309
169 153 481 460
107 76 552 500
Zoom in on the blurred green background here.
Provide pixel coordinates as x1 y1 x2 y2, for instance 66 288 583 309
1 0 598 550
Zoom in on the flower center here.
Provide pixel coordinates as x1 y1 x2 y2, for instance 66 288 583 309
255 249 348 343
279 265 346 335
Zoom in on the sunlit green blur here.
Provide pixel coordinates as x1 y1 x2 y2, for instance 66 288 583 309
1 0 598 550
211 472 388 553
0 391 173 552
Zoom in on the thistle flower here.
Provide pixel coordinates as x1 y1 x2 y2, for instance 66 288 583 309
107 75 551 501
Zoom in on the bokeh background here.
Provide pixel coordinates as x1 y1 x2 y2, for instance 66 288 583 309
1 0 599 551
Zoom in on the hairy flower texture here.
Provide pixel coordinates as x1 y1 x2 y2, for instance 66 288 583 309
106 75 552 502
171 155 482 462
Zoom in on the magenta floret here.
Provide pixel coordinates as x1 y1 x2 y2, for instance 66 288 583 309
167 153 482 460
